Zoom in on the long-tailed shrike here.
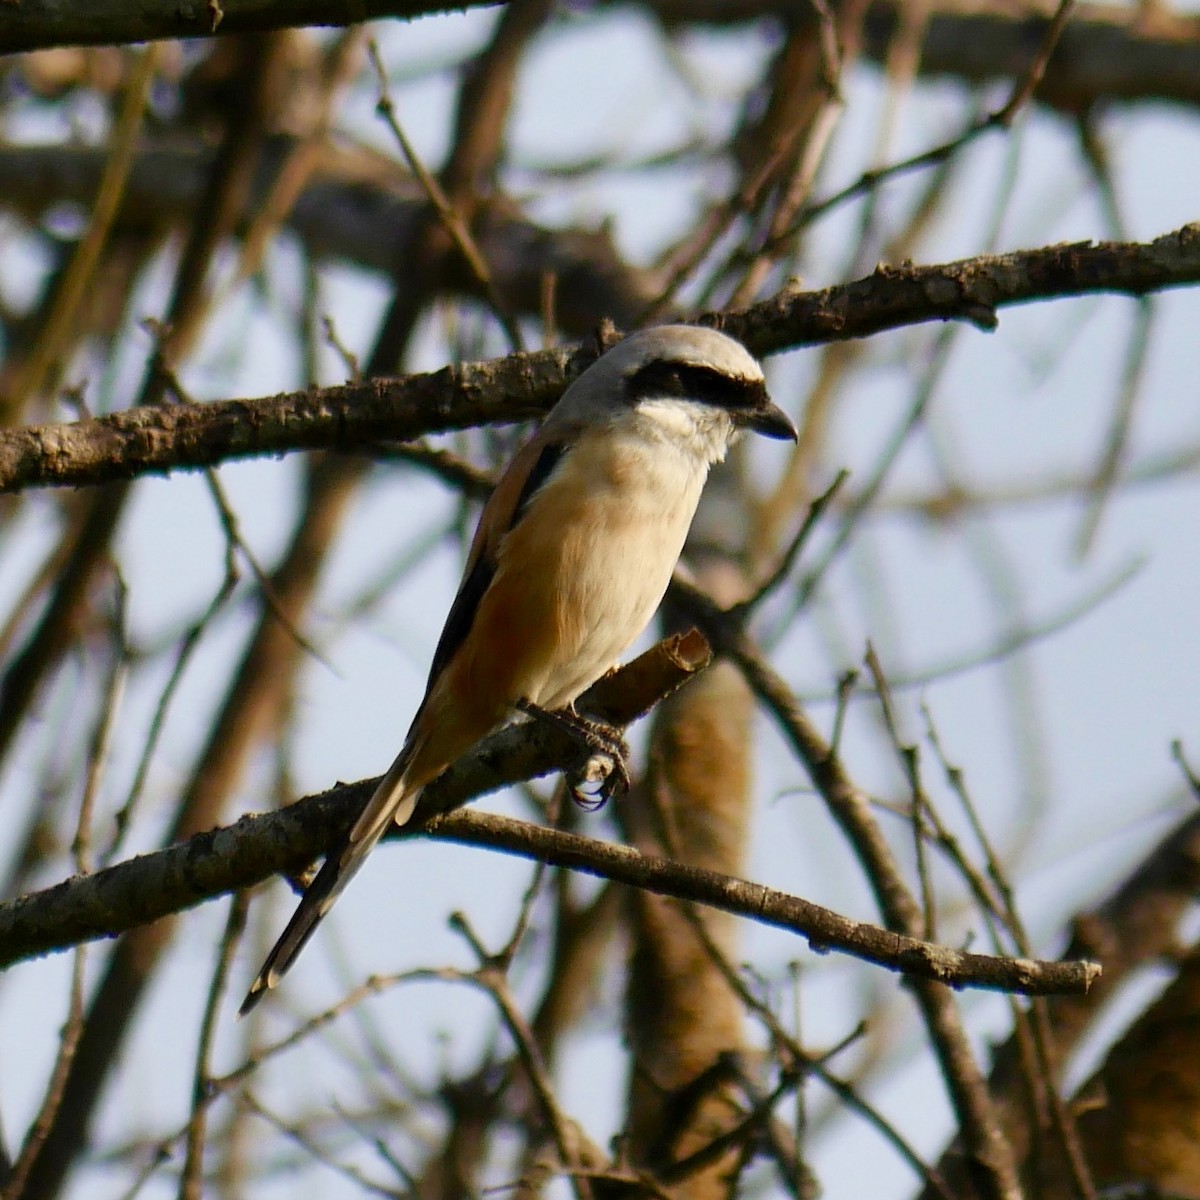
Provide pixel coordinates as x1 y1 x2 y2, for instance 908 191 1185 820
241 324 796 1013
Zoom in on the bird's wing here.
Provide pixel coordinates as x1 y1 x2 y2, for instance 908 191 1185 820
422 428 572 688
346 427 575 854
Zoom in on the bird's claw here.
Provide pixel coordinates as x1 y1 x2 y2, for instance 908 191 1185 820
566 733 631 810
517 700 631 810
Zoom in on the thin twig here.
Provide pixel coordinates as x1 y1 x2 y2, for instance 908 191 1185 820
367 40 524 351
735 470 847 616
179 892 250 1200
762 0 1078 249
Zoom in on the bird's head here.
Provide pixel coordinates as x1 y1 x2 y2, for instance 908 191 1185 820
550 325 797 461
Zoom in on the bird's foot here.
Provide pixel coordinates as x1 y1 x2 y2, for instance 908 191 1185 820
517 701 631 809
566 739 631 811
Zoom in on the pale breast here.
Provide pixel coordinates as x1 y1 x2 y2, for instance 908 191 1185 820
496 425 710 710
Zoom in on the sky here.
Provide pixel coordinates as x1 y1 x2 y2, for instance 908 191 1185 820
2 6 1199 1198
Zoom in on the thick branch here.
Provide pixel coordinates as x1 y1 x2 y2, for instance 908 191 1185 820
0 345 577 493
0 775 1098 1000
865 0 1200 113
0 142 661 335
0 0 489 55
0 632 711 966
10 0 1200 118
648 1 1200 113
0 624 1099 997
3 223 1197 494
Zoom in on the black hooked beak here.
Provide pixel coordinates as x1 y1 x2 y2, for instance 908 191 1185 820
739 393 798 442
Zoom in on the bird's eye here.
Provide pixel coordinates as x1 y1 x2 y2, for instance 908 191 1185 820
627 360 767 412
628 361 686 400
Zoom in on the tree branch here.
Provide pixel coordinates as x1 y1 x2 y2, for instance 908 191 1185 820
646 1 1200 112
11 0 1200 117
0 632 711 966
0 623 1099 997
3 223 1197 494
0 0 488 54
0 141 662 337
436 811 1099 997
0 761 1099 1000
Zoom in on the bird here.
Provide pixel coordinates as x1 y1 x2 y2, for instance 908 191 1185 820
240 324 796 1014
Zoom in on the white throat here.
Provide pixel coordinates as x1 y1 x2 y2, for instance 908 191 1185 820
630 398 738 465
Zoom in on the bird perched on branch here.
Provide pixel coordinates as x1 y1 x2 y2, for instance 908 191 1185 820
241 324 796 1013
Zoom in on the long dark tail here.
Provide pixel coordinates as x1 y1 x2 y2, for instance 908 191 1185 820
239 741 423 1015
